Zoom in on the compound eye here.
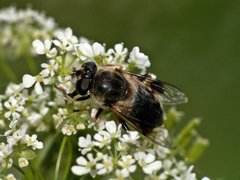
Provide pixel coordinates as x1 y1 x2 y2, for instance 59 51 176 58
82 62 97 73
76 78 90 95
81 78 90 91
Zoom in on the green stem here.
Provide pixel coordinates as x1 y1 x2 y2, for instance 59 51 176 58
0 59 18 82
62 139 73 180
54 136 68 180
12 164 25 176
30 163 44 180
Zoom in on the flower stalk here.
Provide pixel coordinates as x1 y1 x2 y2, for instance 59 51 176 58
54 136 68 180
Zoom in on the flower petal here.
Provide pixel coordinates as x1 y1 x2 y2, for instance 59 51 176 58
44 39 52 49
4 101 11 109
145 153 155 163
4 111 11 118
71 166 90 176
93 42 104 55
105 121 116 134
78 137 89 148
34 82 43 95
32 40 45 54
143 161 162 174
16 106 24 112
22 74 36 88
76 156 88 166
79 43 93 57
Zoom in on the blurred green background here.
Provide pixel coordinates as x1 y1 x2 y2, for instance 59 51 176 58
1 0 240 179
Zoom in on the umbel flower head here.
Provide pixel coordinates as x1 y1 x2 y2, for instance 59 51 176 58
0 7 209 180
0 7 56 60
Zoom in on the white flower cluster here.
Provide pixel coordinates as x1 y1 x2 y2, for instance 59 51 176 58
0 83 46 173
0 21 152 178
71 121 209 179
0 7 56 60
20 26 152 139
0 7 209 179
22 26 150 95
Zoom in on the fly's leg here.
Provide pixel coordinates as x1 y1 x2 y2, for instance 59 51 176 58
117 118 129 131
55 86 76 101
55 86 91 102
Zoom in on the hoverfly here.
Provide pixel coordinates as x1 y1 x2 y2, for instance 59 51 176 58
57 61 187 146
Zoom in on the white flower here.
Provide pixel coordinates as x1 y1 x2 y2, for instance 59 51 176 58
9 117 18 129
117 142 128 152
76 122 86 130
93 120 121 147
32 39 57 58
107 43 128 63
18 157 29 168
0 143 13 162
22 73 51 95
53 108 69 128
115 169 129 179
120 131 139 144
27 112 43 126
7 129 26 146
134 152 162 174
202 177 210 180
105 120 121 139
155 145 170 159
96 152 104 161
118 155 136 177
52 114 63 128
24 134 43 150
4 97 24 118
93 131 111 148
58 108 69 118
91 121 120 145
5 83 24 97
54 27 78 51
175 160 187 172
96 155 113 175
71 153 95 176
78 42 105 60
128 47 150 69
113 43 128 57
175 165 197 180
78 134 94 155
162 159 173 171
6 173 16 180
41 59 59 77
57 75 72 91
62 124 77 136
0 7 56 30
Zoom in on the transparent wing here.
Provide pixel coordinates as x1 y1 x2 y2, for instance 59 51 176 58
111 106 172 147
151 80 188 105
122 71 188 105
